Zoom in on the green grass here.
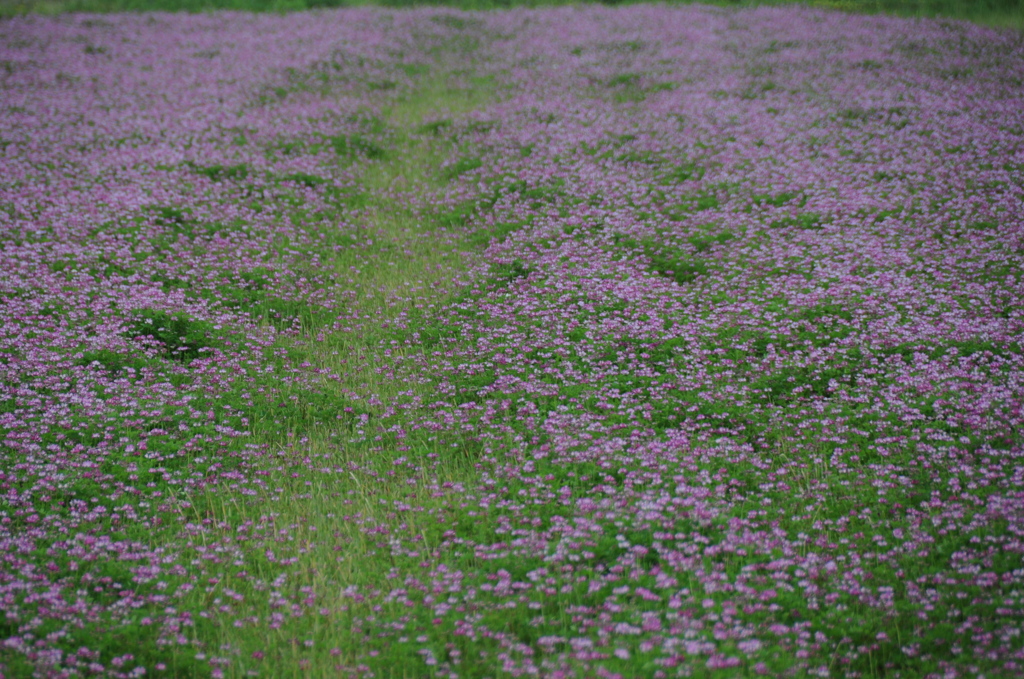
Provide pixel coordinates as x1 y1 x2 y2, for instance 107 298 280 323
152 44 508 678
2 0 1023 32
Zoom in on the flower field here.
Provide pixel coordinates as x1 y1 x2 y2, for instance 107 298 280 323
1 4 1023 677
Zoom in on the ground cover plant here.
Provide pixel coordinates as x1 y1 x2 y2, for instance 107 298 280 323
3 0 1023 34
1 3 1023 678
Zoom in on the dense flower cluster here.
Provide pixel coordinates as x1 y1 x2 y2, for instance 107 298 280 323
1 4 1023 678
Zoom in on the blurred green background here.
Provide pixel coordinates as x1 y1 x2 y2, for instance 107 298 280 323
1 0 1021 31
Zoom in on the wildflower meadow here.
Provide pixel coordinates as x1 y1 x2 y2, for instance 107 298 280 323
1 3 1023 677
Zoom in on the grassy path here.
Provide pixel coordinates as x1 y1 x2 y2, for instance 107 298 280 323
170 34 504 677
